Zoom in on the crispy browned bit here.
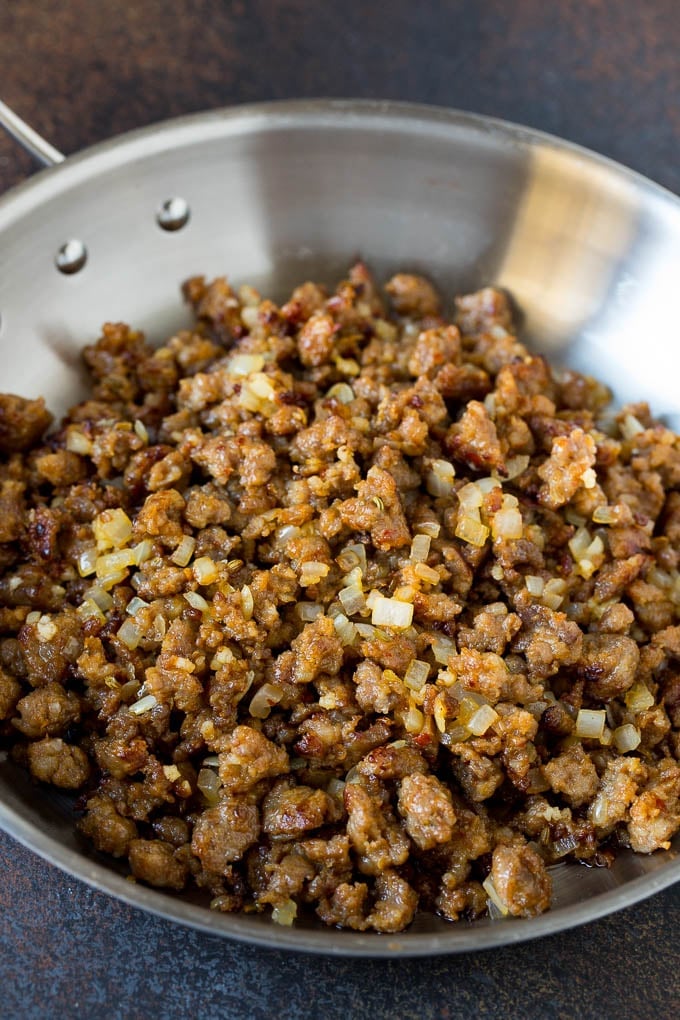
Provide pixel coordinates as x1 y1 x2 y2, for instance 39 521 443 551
1 264 680 933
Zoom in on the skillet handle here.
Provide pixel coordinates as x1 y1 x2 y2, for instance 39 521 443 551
0 99 65 167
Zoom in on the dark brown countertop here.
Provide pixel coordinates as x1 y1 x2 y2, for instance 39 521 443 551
1 2 679 1017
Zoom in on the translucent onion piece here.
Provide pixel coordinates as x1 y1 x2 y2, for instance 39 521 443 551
371 596 414 629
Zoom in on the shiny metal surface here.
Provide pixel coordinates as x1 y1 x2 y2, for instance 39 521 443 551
0 98 65 167
0 100 679 955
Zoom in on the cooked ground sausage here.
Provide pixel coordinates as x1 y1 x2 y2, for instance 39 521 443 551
1 265 680 933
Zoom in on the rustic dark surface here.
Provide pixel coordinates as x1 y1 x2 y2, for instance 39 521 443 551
1 2 679 1018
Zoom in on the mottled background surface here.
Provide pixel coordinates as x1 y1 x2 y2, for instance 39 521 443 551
1 1 679 1017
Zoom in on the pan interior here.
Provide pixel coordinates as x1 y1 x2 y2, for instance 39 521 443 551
1 100 680 954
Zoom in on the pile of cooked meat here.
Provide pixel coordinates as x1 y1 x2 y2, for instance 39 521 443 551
0 263 679 932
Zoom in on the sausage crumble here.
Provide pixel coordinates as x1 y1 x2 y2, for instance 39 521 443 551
1 263 679 932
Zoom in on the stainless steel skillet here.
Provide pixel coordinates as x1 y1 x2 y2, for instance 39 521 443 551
0 98 679 956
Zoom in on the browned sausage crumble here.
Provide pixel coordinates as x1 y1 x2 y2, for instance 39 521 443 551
1 263 680 932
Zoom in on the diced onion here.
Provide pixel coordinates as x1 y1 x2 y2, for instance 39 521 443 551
93 508 133 551
126 596 149 616
65 428 93 455
482 875 509 916
525 575 545 596
581 468 597 489
613 724 641 752
457 482 483 511
132 540 154 565
299 561 330 586
432 637 455 664
404 659 429 691
249 682 285 719
297 602 323 622
575 709 606 739
129 694 158 716
193 556 219 585
371 596 414 630
77 548 98 577
455 515 490 547
410 534 431 562
404 703 424 733
271 900 298 926
592 505 617 525
338 584 366 616
426 459 456 497
569 527 591 558
209 648 235 670
173 656 196 673
77 599 105 623
96 549 137 579
240 585 254 620
414 562 440 585
171 535 196 566
134 419 149 443
197 767 222 801
491 508 523 541
117 619 142 650
621 414 645 439
467 704 500 736
333 613 358 646
88 586 114 612
624 682 655 714
503 455 530 480
326 383 354 404
227 353 265 376
416 521 441 538
184 591 210 612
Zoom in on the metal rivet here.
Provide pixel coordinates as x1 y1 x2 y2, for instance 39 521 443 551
157 197 190 231
55 239 87 275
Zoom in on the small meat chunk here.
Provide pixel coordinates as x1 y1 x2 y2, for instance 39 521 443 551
366 871 419 933
450 746 504 802
339 466 411 551
544 744 599 807
353 660 407 716
128 838 188 890
491 843 552 917
317 882 369 930
0 393 53 453
191 798 260 872
627 761 680 853
445 400 505 474
12 682 80 738
537 427 597 509
356 743 428 781
262 780 336 839
218 725 289 793
344 783 409 875
437 879 488 923
26 738 90 789
578 633 640 701
386 273 441 317
0 668 21 720
513 598 583 681
407 326 461 378
588 757 648 835
79 794 138 857
290 616 344 684
456 287 513 335
397 773 457 850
